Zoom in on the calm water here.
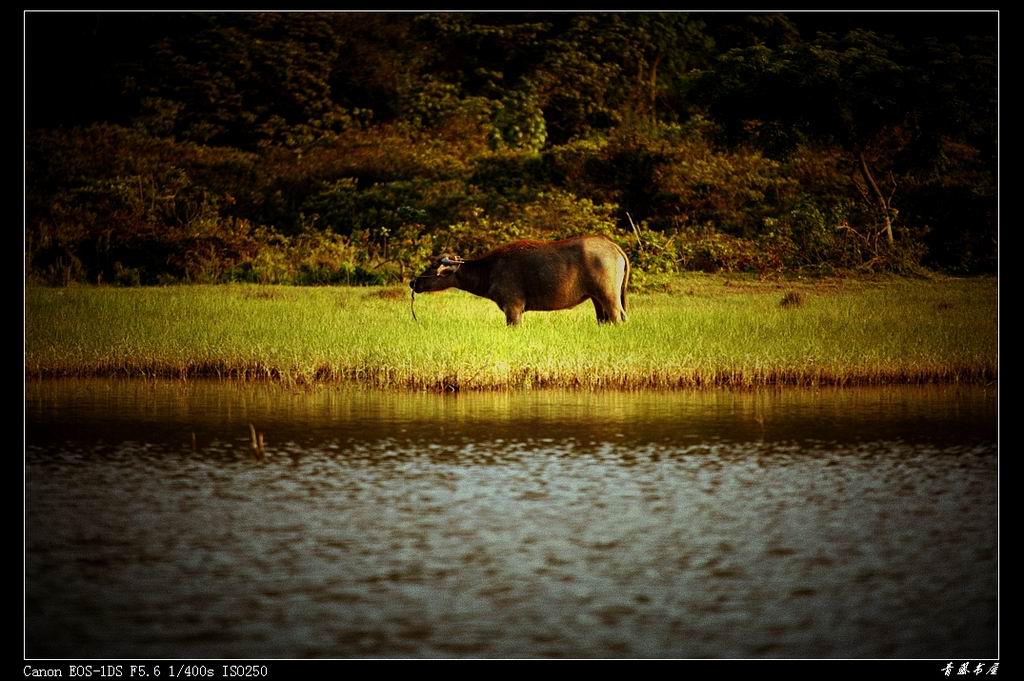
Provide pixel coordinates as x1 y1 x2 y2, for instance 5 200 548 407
25 380 998 659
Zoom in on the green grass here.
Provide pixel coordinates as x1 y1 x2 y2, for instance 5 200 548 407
25 274 997 390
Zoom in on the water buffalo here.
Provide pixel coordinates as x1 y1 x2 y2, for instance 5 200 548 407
410 235 630 325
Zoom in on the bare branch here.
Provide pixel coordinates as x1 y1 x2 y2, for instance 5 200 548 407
626 212 645 255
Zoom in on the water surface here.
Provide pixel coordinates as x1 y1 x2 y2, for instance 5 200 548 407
26 380 998 658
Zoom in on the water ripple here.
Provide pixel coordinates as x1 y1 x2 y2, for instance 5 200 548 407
26 381 997 659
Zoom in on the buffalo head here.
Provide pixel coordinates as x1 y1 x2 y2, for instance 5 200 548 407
410 254 465 293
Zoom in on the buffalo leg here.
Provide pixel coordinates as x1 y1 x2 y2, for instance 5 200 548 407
594 295 627 323
610 300 627 323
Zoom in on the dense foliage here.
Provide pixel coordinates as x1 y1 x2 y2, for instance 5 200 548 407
26 12 997 285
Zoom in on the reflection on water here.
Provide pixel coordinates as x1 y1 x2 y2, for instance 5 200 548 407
26 380 997 658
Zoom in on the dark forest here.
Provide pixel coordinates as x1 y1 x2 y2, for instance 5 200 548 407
25 12 997 286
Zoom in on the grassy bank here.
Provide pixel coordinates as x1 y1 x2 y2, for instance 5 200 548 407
25 275 997 390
